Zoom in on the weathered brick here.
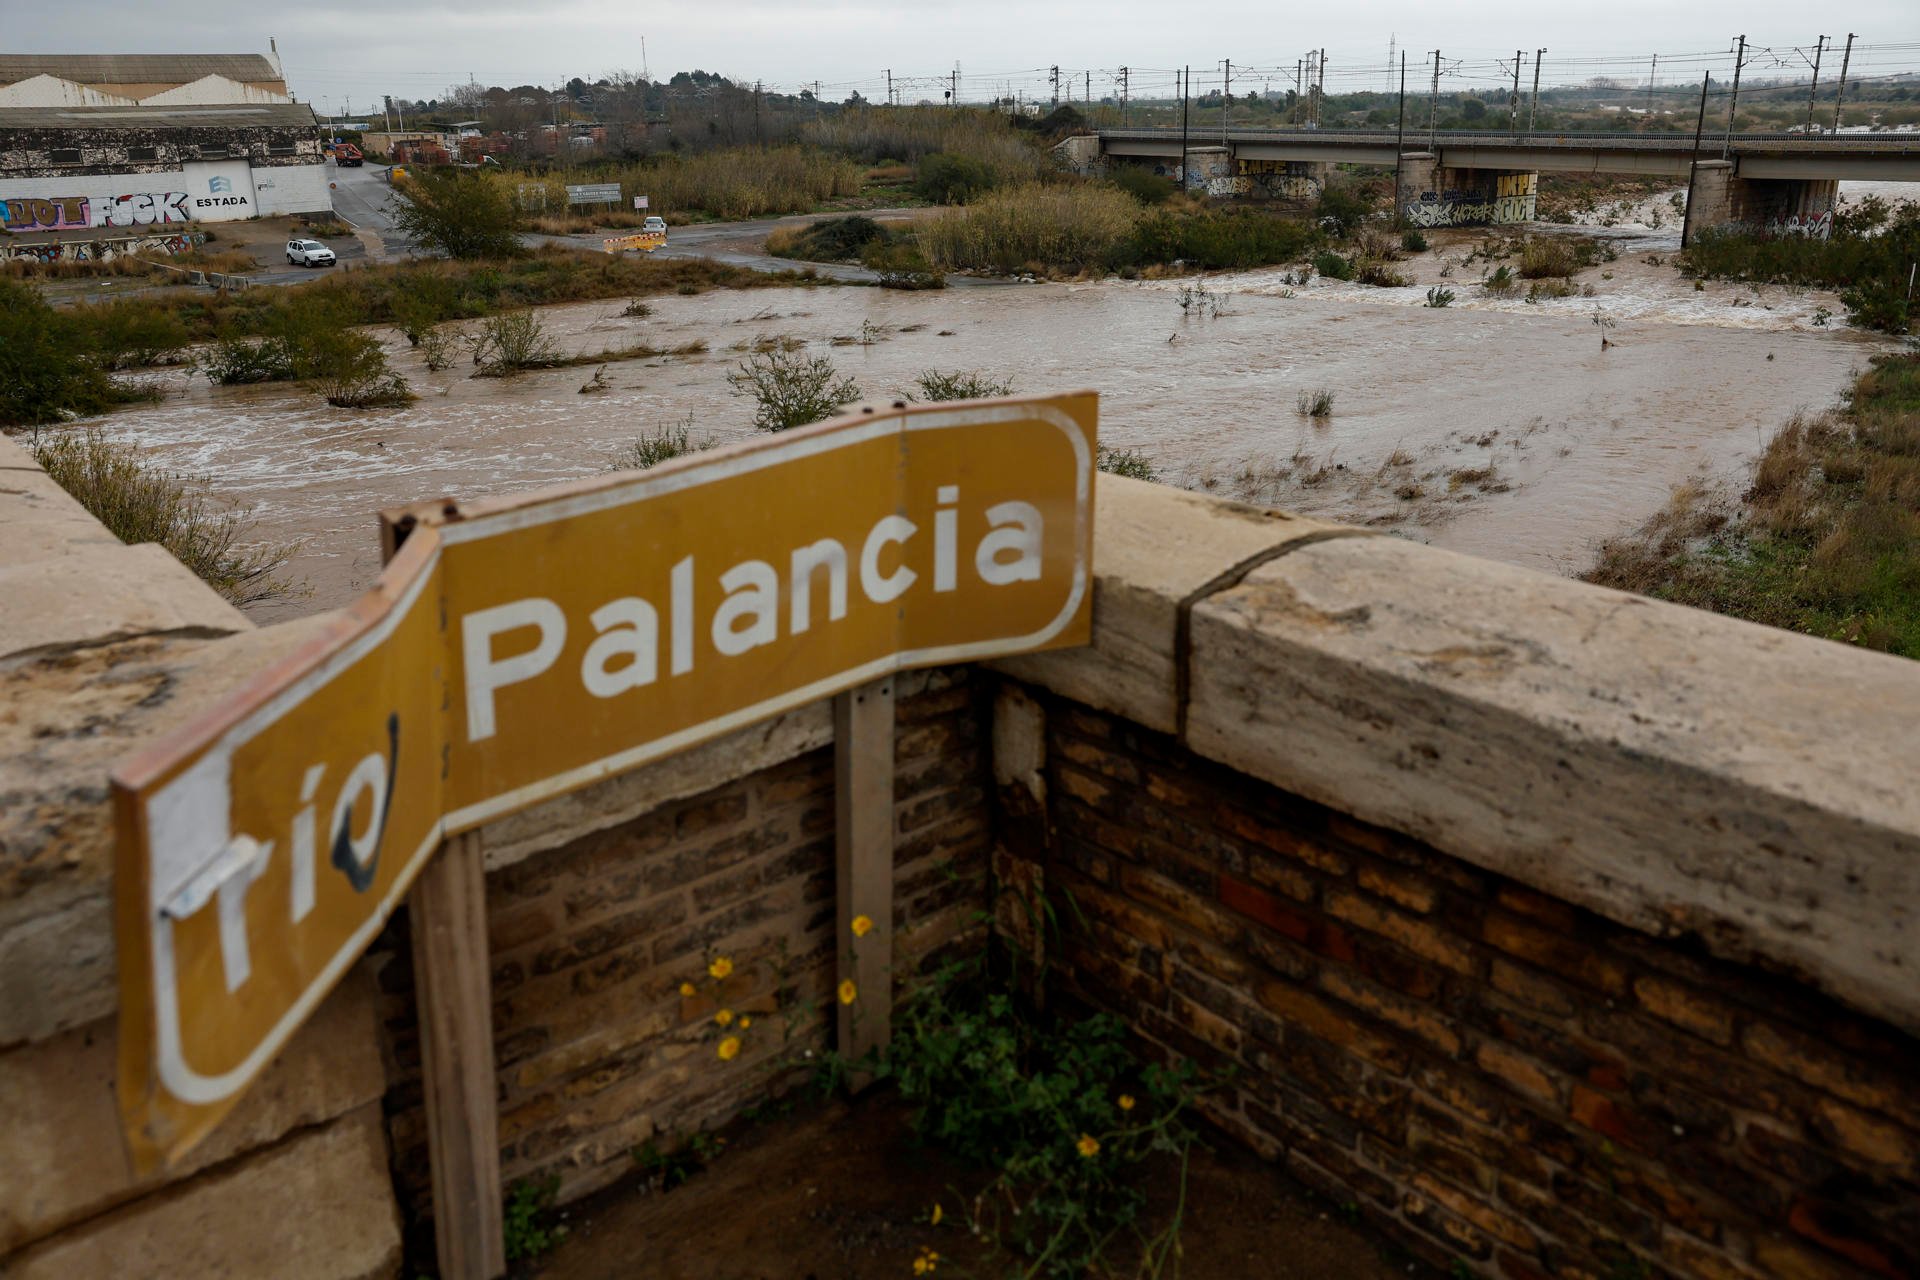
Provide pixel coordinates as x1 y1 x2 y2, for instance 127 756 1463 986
1319 965 1462 1058
1482 913 1628 996
1742 1021 1920 1131
1488 957 1576 1019
1635 975 1738 1047
1411 1172 1539 1251
1473 1041 1563 1108
674 792 748 839
1055 765 1113 809
1055 733 1143 783
1807 1097 1917 1171
1786 1198 1910 1278
1216 807 1350 876
1246 849 1317 903
1359 864 1439 914
1117 864 1245 944
1257 979 1409 1074
1328 889 1477 975
1659 1228 1767 1280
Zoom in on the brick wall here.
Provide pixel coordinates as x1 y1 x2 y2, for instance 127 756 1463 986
371 670 992 1250
1017 691 1920 1280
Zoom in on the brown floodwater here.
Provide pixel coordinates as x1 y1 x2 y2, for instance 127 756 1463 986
98 263 1891 625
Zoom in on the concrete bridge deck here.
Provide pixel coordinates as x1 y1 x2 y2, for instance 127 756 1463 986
1096 127 1920 182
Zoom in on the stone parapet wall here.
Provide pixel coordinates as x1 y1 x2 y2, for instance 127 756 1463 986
991 475 1920 1278
0 434 401 1274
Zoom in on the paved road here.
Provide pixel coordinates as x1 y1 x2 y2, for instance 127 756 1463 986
326 160 410 257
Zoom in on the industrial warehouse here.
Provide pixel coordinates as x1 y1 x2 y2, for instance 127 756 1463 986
0 51 330 239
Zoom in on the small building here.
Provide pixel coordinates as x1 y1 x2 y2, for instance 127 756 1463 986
0 50 330 233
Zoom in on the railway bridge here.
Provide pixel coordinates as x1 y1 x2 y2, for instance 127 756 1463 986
1059 127 1920 239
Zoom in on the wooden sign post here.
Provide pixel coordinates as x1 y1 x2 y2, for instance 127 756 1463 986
110 395 1097 1278
835 679 894 1072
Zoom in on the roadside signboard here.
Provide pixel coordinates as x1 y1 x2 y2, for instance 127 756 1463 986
634 194 649 209
603 230 666 254
113 394 1097 1168
566 182 622 206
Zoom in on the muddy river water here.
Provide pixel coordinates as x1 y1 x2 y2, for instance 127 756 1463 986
97 218 1897 626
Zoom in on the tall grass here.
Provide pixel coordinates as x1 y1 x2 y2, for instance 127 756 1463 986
32 428 299 605
918 184 1139 274
524 146 863 221
1587 354 1920 656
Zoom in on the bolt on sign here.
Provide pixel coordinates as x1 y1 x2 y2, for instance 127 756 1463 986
112 394 1096 1168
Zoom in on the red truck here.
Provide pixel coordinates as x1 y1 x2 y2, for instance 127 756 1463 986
328 141 364 167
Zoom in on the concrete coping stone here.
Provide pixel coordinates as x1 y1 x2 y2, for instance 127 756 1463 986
1006 477 1920 1033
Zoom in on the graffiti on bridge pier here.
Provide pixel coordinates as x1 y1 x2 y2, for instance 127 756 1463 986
1765 210 1833 241
1403 174 1538 228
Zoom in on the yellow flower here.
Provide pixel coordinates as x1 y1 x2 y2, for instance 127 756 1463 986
716 1036 741 1061
739 1016 752 1029
1118 1094 1136 1112
852 914 875 937
678 982 696 997
931 1203 943 1226
1076 1134 1100 1158
838 979 858 1005
708 956 734 980
913 1261 928 1276
714 1009 734 1027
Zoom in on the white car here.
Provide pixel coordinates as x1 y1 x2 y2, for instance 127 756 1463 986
642 216 668 236
286 239 336 267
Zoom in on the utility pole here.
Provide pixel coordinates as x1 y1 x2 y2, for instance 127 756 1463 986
1317 49 1327 125
953 64 961 107
1223 59 1232 145
1428 50 1441 152
1530 49 1545 134
1646 54 1658 120
1293 59 1303 125
1723 34 1746 157
1394 51 1407 223
885 69 892 107
1832 33 1855 132
1050 65 1060 109
1085 70 1090 107
1805 35 1828 133
1120 66 1129 125
1180 65 1190 192
1683 73 1711 248
1509 49 1523 135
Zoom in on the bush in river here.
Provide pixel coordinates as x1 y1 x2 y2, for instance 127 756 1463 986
1311 250 1354 281
612 415 712 470
1096 444 1158 481
469 310 561 376
1134 207 1318 271
916 183 1139 274
911 369 1014 401
767 215 888 263
1680 203 1920 334
0 279 143 424
726 347 860 432
31 428 299 605
860 239 944 289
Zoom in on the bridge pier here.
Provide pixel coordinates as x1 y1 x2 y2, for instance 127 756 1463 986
1683 160 1838 242
1396 153 1538 229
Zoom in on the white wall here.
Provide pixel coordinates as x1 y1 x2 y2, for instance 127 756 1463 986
251 161 331 216
0 158 328 229
140 75 290 106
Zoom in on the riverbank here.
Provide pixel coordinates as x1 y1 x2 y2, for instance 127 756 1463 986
1587 352 1920 658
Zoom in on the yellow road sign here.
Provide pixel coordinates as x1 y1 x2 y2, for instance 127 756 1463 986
112 394 1096 1168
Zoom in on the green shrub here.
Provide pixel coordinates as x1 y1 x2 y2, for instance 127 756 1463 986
502 1177 562 1261
767 215 888 262
1297 388 1335 418
911 369 1013 401
1311 250 1354 281
1425 286 1455 308
90 304 190 369
1314 183 1374 235
469 310 561 375
1483 264 1517 295
915 151 1001 204
860 239 945 289
726 348 860 431
1110 166 1176 205
0 279 124 424
1353 257 1411 287
200 335 299 385
1133 208 1318 271
31 428 298 605
1401 229 1430 253
389 167 525 260
1681 206 1920 334
612 416 712 470
1096 444 1157 481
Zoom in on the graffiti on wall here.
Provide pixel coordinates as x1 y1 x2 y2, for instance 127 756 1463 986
1234 158 1324 201
2 197 92 233
2 191 196 233
1403 173 1538 228
1 231 206 264
1765 210 1833 241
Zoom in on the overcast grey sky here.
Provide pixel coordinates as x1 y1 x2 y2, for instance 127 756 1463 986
14 1 1920 113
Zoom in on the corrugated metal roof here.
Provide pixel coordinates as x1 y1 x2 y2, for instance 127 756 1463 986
0 102 318 130
0 55 281 87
